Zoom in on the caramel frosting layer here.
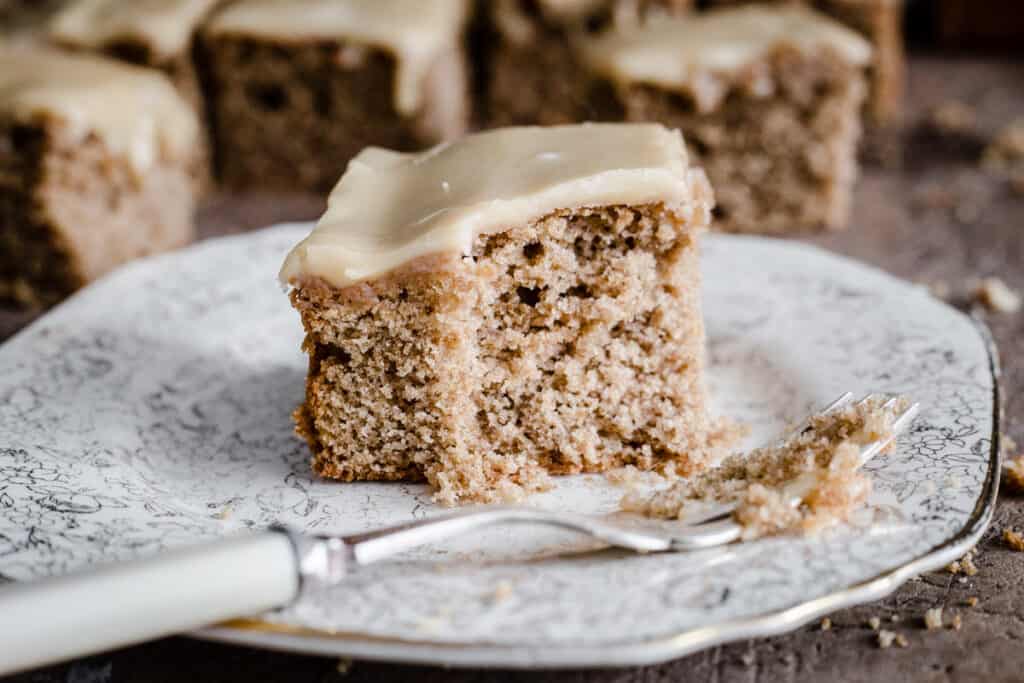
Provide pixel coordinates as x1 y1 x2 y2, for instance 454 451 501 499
281 123 709 288
0 48 199 172
580 5 872 93
49 0 222 61
206 0 468 115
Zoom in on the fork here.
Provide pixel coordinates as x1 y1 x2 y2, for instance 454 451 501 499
0 393 918 675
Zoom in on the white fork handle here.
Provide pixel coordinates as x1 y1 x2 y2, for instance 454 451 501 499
0 530 299 676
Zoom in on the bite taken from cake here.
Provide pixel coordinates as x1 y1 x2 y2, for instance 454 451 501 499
281 123 719 505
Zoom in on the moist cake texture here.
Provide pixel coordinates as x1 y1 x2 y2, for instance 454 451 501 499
49 0 224 110
0 48 200 307
282 123 715 505
199 0 470 192
578 6 872 233
623 397 906 538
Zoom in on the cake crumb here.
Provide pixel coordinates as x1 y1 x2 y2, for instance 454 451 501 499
951 613 963 631
740 651 755 667
1004 528 1024 552
868 616 881 630
924 607 944 631
929 100 976 135
965 597 979 608
949 548 978 576
492 580 515 603
982 118 1024 172
972 277 1021 314
335 658 353 675
820 617 832 631
878 630 907 649
621 398 906 538
1004 454 1024 493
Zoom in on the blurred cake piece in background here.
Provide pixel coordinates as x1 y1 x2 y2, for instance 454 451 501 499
704 0 904 124
48 0 225 111
485 0 692 127
199 0 471 193
0 49 201 308
579 6 871 233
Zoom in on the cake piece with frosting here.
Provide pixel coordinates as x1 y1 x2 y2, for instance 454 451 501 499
484 0 692 127
48 0 224 110
577 6 872 233
200 0 471 192
282 123 715 505
0 48 201 307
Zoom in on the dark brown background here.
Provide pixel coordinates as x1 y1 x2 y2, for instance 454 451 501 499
2 53 1023 683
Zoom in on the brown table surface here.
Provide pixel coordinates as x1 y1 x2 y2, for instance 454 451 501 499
2 53 1023 683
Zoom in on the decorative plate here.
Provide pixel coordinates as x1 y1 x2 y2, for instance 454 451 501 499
0 224 998 669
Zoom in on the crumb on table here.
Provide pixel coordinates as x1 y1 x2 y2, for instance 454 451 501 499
972 277 1021 314
924 607 944 631
878 630 908 649
1004 528 1024 552
1004 454 1024 493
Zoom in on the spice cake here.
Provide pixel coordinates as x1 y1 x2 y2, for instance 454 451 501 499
484 0 692 128
48 0 224 110
0 48 201 307
281 123 715 505
623 396 905 538
199 0 471 193
577 6 872 233
705 0 905 124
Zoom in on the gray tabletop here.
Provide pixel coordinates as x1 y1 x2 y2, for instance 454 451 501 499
2 53 1022 683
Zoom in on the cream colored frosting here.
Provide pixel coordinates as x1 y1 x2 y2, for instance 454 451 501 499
0 48 199 173
206 0 468 115
49 0 222 61
580 5 873 92
281 123 708 288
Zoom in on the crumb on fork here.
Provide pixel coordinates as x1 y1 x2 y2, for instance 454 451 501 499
621 397 908 538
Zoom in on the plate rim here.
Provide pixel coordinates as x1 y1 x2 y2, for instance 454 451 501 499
195 315 1002 670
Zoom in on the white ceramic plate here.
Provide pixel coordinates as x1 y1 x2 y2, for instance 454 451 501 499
0 224 999 669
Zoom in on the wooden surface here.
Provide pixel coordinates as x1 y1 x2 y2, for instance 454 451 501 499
2 54 1023 683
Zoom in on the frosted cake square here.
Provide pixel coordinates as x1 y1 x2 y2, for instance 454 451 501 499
281 123 715 505
0 48 201 308
578 6 873 233
199 0 470 192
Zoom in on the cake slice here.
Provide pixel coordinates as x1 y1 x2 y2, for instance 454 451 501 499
578 6 872 233
48 0 224 110
199 0 471 193
0 48 201 307
281 123 715 505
